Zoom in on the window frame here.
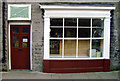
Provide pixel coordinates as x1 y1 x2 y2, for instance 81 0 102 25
8 4 31 20
50 18 104 58
42 5 115 59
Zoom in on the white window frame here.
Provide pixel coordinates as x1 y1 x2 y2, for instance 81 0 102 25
41 5 115 60
8 4 31 20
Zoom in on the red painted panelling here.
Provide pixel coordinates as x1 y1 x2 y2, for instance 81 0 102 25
43 59 110 73
103 59 110 72
43 60 50 73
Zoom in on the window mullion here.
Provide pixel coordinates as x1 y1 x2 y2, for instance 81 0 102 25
90 18 92 58
62 18 64 58
76 18 78 58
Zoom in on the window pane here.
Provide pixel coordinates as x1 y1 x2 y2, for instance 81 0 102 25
64 40 76 57
78 19 90 27
50 18 63 26
50 39 62 57
22 37 29 48
92 28 104 37
50 28 63 37
92 19 104 27
22 27 29 33
65 18 77 26
13 36 19 48
64 28 77 37
78 40 90 57
92 39 103 57
78 28 90 37
13 27 19 33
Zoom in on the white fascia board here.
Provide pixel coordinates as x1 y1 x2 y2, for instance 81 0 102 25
44 10 110 18
40 5 115 10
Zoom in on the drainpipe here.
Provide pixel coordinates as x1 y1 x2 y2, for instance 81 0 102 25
2 0 6 70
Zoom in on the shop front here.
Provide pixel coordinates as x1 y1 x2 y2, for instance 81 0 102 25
3 2 118 73
40 4 115 73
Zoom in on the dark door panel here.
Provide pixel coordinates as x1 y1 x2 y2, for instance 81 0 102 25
10 25 30 69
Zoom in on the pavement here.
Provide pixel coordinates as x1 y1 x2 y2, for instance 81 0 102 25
1 71 120 80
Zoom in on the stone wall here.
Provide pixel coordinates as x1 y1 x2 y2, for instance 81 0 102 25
31 2 44 72
110 2 120 70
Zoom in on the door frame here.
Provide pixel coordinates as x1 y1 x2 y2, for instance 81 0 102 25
9 22 32 70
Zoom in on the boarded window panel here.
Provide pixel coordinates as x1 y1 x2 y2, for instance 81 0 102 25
50 40 62 57
64 40 76 57
78 40 90 57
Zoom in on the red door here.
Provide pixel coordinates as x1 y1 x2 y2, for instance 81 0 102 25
10 25 30 69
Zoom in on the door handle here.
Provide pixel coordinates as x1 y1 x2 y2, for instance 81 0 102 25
18 48 22 51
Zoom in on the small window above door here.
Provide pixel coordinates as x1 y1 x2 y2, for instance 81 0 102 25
8 4 31 20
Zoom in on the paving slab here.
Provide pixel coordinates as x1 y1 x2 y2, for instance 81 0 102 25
1 71 120 80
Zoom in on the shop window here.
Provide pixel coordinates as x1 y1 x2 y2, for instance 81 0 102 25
65 28 77 37
41 5 114 59
65 18 77 26
50 18 63 26
50 39 62 57
64 40 76 57
49 18 104 58
50 28 63 37
78 40 90 57
78 28 90 37
78 19 90 27
50 18 63 38
92 39 103 57
92 19 104 37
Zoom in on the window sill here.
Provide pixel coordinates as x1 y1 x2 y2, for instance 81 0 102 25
48 57 106 60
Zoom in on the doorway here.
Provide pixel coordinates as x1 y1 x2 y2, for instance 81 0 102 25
10 25 30 69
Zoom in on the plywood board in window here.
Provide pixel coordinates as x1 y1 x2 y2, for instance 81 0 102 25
78 40 90 57
64 40 76 56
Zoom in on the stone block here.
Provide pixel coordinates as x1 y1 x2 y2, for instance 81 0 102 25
31 2 44 72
